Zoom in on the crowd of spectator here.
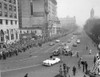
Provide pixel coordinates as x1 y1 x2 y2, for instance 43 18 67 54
0 30 72 60
0 37 41 60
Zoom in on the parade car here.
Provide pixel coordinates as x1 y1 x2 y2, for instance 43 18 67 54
42 57 61 66
49 42 55 46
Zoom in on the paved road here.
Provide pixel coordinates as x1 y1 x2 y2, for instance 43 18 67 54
0 29 77 71
2 28 98 77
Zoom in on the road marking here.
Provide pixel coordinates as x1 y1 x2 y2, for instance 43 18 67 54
2 63 41 72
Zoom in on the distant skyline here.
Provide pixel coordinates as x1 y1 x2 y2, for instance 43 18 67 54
56 0 100 26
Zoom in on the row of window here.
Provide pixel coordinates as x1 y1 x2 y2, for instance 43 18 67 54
0 19 17 25
0 11 17 18
0 2 16 12
4 0 16 4
1 32 18 41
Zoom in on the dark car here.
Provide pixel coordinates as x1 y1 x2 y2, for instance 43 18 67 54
52 49 60 56
73 43 77 47
63 49 72 56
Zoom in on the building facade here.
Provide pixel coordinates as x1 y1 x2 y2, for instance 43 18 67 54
18 0 46 39
0 0 19 44
18 0 60 39
47 0 60 36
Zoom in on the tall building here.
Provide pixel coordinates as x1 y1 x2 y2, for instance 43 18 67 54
18 0 60 39
18 0 46 38
47 0 60 36
48 0 57 20
0 0 19 44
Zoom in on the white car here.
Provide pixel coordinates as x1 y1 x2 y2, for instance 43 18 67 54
42 57 61 66
76 39 80 44
55 40 60 43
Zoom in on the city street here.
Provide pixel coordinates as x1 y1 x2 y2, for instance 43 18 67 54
1 29 100 77
0 0 100 77
0 30 74 71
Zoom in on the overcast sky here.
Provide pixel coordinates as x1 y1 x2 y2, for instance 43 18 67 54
56 0 100 26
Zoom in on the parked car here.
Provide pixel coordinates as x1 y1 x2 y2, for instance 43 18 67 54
55 40 60 43
49 42 55 46
42 57 61 66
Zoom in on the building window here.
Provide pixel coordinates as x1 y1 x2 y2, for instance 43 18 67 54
0 11 2 16
20 31 22 34
4 12 8 17
0 2 2 9
4 0 7 1
6 29 9 40
6 36 9 40
15 20 17 24
1 36 4 41
10 20 13 25
11 34 14 40
27 30 29 33
16 32 18 39
14 6 16 11
4 3 7 10
0 19 2 24
13 0 16 4
9 13 13 18
9 5 12 11
9 0 12 3
30 2 33 15
5 20 8 25
14 13 17 18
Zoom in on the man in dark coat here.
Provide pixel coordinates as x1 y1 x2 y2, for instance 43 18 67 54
85 61 88 72
81 61 85 72
93 56 96 66
24 73 28 77
72 66 76 76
